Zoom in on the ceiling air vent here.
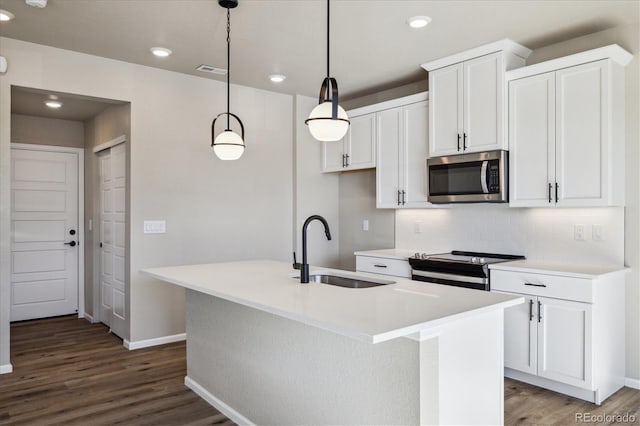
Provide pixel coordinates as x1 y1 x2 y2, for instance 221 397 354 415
196 64 228 75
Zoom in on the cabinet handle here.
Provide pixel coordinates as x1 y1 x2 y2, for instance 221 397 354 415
529 299 534 321
397 190 401 205
463 132 467 150
555 182 559 203
373 264 388 268
548 183 552 203
457 134 461 151
345 154 350 167
524 282 547 288
402 190 406 205
342 154 346 168
538 300 542 323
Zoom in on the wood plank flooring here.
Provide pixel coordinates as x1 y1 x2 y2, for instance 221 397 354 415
1 316 638 425
0 316 230 425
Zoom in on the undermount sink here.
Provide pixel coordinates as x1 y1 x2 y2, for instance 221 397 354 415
301 273 395 288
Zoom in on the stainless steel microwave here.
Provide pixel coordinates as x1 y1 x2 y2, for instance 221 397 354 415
427 150 508 203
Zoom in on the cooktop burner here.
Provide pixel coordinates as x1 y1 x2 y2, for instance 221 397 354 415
412 250 525 265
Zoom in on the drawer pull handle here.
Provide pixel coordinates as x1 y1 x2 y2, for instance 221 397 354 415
524 282 546 288
538 300 542 323
373 264 388 268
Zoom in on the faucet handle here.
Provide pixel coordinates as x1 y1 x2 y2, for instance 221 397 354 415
292 251 301 270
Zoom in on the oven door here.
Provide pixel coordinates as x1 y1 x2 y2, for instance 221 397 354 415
427 150 507 203
411 270 489 291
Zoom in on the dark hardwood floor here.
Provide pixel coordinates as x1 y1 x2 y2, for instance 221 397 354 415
1 316 638 425
0 316 230 425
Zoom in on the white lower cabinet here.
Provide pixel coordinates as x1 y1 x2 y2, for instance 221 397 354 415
500 292 592 388
491 266 625 404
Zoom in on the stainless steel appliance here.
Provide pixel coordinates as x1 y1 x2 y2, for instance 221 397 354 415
409 251 525 291
427 150 508 203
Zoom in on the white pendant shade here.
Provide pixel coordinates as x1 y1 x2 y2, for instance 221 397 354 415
307 101 350 142
213 130 245 160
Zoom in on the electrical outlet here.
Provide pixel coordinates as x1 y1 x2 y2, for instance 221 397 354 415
593 224 604 241
574 224 586 241
362 219 369 232
414 221 422 234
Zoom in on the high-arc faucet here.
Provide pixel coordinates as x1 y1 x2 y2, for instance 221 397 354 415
300 215 332 283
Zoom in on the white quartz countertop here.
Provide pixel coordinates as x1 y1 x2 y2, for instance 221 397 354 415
141 260 522 344
489 260 629 279
353 248 415 260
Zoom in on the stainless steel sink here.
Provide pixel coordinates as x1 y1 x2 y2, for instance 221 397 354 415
307 273 395 288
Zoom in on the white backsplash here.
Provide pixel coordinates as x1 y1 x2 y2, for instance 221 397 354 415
396 205 624 265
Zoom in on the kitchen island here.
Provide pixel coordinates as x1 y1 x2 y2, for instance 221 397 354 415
142 260 523 425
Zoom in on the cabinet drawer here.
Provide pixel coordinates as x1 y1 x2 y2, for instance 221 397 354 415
491 270 592 303
356 256 411 278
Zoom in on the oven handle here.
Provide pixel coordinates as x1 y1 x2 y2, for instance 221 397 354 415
412 269 488 285
480 160 489 194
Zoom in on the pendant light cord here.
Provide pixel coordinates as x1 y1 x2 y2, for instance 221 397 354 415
326 0 330 80
226 7 231 130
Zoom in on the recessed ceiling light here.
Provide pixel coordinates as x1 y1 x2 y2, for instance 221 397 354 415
269 74 286 83
44 100 63 109
150 47 172 58
0 9 15 21
407 16 431 29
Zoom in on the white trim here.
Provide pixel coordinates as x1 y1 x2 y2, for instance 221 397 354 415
625 377 640 390
83 312 95 324
0 363 13 374
185 376 256 426
348 92 428 117
506 44 633 81
123 333 186 350
93 134 126 153
421 38 532 71
9 143 85 320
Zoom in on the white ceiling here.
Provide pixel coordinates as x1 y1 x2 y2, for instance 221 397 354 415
0 0 638 101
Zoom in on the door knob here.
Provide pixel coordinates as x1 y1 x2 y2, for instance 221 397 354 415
64 241 77 247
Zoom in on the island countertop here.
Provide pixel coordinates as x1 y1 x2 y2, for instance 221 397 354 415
141 260 522 344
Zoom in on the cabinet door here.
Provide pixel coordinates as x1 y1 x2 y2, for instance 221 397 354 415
555 60 608 206
345 113 376 170
537 297 592 389
402 101 430 207
463 52 504 152
321 139 345 172
496 291 537 375
509 72 556 207
429 63 463 157
376 107 402 208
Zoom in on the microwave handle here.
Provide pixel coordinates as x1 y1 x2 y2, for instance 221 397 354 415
480 161 489 193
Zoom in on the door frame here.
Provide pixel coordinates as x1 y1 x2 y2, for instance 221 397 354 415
10 143 85 319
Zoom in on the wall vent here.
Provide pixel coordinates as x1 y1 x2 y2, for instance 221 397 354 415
196 64 228 75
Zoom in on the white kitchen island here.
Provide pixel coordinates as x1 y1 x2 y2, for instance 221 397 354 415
142 260 523 425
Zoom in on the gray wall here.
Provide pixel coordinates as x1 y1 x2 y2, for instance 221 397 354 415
83 103 131 324
338 170 395 271
11 113 84 148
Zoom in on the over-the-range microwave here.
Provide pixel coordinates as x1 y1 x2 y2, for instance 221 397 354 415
427 150 508 203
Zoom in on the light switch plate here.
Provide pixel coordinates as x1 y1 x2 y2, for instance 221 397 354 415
362 219 369 231
414 221 422 234
144 220 166 234
574 224 586 241
593 224 604 241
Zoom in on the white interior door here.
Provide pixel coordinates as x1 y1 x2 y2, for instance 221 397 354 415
99 143 127 339
10 148 79 321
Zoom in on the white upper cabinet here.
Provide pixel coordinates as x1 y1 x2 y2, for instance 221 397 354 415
422 39 530 158
376 94 431 209
321 112 376 172
508 45 632 207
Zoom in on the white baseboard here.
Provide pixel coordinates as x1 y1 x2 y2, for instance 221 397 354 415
185 376 255 426
123 333 186 350
0 363 13 374
83 312 95 323
625 377 640 390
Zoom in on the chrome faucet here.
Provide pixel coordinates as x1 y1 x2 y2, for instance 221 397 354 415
300 215 332 283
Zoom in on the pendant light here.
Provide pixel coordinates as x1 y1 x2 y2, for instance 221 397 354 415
305 0 350 142
211 0 245 161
